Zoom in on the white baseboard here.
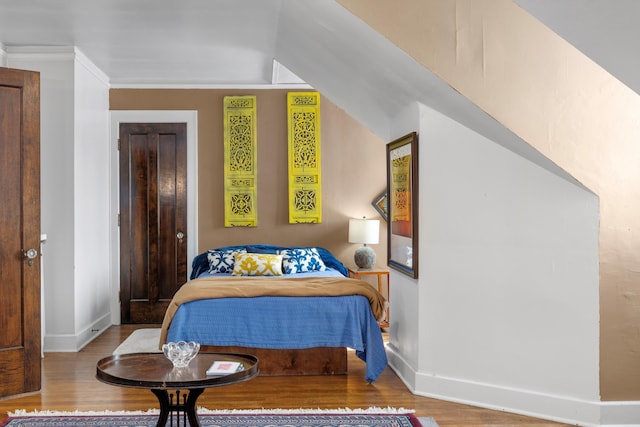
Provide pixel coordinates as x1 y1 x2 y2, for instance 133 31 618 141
386 346 640 426
600 401 640 427
43 315 111 352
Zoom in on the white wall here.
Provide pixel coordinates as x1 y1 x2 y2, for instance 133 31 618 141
7 47 111 351
73 50 111 345
386 103 601 425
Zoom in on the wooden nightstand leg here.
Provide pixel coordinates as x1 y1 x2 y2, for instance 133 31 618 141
380 273 389 327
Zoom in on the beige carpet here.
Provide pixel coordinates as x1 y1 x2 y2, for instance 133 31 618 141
112 328 161 355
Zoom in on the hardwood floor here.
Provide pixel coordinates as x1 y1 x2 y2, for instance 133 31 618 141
0 325 573 426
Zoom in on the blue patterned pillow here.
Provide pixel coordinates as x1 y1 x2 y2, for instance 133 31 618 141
207 249 246 274
279 248 327 274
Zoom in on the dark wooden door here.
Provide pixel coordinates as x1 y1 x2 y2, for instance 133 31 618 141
0 67 41 397
119 123 188 324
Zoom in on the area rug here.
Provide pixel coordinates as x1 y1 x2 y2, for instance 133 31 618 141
112 328 161 354
2 408 439 427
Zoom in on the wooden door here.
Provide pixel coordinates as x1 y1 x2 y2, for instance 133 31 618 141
0 67 41 397
119 123 188 324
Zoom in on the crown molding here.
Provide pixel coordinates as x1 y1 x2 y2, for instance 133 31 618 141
5 46 109 86
74 48 110 86
6 45 76 61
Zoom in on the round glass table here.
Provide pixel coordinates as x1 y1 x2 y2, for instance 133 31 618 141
96 352 259 427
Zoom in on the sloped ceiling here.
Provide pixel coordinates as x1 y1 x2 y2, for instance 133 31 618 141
0 0 632 183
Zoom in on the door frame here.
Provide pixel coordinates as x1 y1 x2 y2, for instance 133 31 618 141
109 110 198 325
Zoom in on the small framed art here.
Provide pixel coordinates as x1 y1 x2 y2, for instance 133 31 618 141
372 191 388 222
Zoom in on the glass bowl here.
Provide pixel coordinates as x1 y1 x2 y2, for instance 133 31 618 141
162 341 200 368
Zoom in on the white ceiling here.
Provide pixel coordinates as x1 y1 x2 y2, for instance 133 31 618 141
0 0 286 85
0 0 635 182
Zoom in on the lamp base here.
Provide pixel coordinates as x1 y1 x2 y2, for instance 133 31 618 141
354 246 376 270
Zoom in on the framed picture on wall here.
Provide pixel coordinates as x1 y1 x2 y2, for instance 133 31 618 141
386 132 418 278
372 191 388 222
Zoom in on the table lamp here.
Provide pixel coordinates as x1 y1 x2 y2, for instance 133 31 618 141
348 217 380 270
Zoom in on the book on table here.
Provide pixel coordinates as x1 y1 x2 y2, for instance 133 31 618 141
206 361 243 376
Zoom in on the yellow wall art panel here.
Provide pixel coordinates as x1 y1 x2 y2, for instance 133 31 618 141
287 92 322 224
224 95 257 227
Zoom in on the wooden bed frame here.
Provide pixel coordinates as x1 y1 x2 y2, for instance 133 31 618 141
200 345 347 376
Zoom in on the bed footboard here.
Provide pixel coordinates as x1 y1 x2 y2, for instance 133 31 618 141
199 345 347 376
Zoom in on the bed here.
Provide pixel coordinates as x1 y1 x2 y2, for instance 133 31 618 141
159 244 388 382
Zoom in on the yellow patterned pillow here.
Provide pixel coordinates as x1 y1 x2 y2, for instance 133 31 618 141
232 253 284 276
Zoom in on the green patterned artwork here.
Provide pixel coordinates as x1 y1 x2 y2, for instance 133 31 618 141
287 92 322 223
224 96 257 227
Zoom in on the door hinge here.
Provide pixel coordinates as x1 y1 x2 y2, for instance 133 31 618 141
117 138 121 150
118 213 120 226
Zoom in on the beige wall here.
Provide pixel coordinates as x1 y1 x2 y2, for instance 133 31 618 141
110 88 388 272
338 0 640 400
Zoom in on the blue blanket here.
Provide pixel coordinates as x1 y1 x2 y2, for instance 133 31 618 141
167 295 388 382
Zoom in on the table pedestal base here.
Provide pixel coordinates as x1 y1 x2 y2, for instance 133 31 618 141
151 388 204 427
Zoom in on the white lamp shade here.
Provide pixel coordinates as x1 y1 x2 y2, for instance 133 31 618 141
348 218 380 244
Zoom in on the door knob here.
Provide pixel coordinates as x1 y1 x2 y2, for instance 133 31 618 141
176 231 184 241
24 248 38 266
24 248 38 259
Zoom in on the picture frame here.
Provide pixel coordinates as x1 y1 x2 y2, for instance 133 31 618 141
371 190 388 222
386 132 418 278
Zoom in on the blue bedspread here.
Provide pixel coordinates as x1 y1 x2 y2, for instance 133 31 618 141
167 295 388 382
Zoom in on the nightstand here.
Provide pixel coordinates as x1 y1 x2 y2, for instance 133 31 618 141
347 266 390 329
